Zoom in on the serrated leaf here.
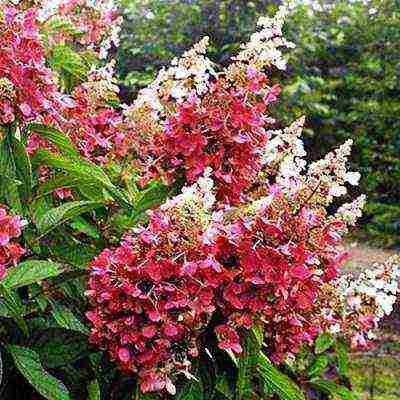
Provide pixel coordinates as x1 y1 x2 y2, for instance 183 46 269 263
315 332 335 354
7 345 71 400
50 301 89 335
258 353 305 400
36 201 103 236
2 260 64 289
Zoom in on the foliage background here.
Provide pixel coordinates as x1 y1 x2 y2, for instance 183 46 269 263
116 0 400 246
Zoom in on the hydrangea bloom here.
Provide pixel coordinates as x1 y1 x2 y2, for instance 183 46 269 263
0 206 25 279
61 63 131 163
329 256 400 348
86 175 218 394
42 0 122 59
0 5 64 125
125 8 290 203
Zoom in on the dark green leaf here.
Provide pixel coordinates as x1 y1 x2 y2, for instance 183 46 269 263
2 260 64 289
310 378 358 400
32 329 89 369
308 355 329 377
315 332 334 354
7 345 71 400
215 375 233 399
50 301 89 335
177 380 203 400
36 201 103 236
257 352 305 400
11 138 33 201
87 379 101 400
0 286 28 334
27 123 80 158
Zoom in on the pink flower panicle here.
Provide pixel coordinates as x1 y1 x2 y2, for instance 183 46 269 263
86 177 218 394
0 6 64 125
44 0 122 59
0 206 25 279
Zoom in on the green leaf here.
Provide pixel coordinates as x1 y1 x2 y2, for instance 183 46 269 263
48 44 90 90
177 380 203 400
27 123 80 158
32 329 89 369
315 332 335 354
131 180 168 216
50 242 99 269
0 286 28 334
2 260 64 289
36 201 103 236
335 340 350 376
50 301 89 335
69 216 100 239
33 150 131 207
11 138 33 201
308 355 329 377
7 345 71 400
310 378 358 400
87 379 101 400
215 375 234 399
37 175 94 198
237 328 261 399
257 352 305 400
0 134 23 212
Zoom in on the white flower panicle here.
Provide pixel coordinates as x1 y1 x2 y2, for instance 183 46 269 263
161 168 216 214
264 117 307 188
130 37 214 119
264 116 307 165
335 195 366 226
307 139 360 202
234 4 295 70
335 255 400 344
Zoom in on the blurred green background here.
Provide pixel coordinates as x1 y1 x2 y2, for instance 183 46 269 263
115 0 400 247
